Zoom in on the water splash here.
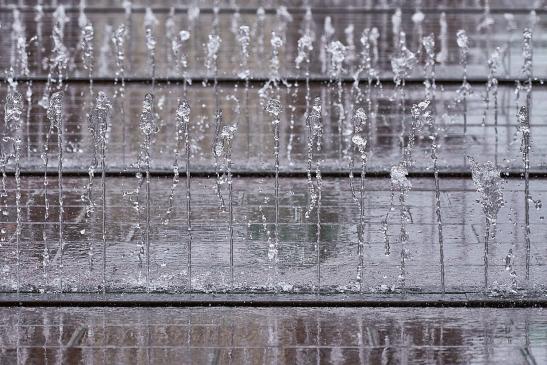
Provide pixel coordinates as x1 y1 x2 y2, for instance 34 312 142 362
80 22 94 96
221 123 238 288
351 108 368 291
10 7 32 163
165 7 176 67
319 17 335 74
301 97 323 291
252 7 266 59
344 25 356 73
237 26 250 80
211 105 238 288
181 101 193 289
391 8 401 48
3 90 23 292
47 91 65 292
79 20 96 242
305 98 323 219
353 28 378 106
391 32 417 154
34 2 44 60
456 30 472 136
415 99 446 293
164 100 192 288
144 8 158 87
517 106 531 284
522 29 533 109
294 23 315 168
315 164 323 292
436 13 448 65
348 102 364 200
505 248 518 291
205 33 221 110
39 5 69 109
391 32 417 87
98 25 112 76
350 29 379 200
411 8 425 52
259 33 284 101
485 47 503 164
212 110 226 210
139 93 158 291
390 164 412 291
11 9 30 77
295 34 313 71
299 7 316 41
174 31 191 94
92 92 111 292
230 3 241 38
275 6 293 42
327 41 346 160
265 98 282 287
504 14 517 75
422 34 436 101
468 156 504 289
296 31 314 165
112 24 127 165
477 0 494 33
237 25 251 158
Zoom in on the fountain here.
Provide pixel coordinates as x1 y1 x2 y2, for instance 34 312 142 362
0 2 543 300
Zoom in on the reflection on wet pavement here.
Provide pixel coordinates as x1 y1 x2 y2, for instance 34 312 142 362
0 306 546 364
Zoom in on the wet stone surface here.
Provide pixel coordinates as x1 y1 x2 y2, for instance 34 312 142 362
0 306 546 364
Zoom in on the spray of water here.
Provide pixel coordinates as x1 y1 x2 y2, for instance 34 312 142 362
162 100 192 288
139 93 158 291
301 97 323 290
327 40 346 160
39 5 68 109
181 101 192 289
10 8 33 163
391 32 417 153
221 123 238 288
344 24 356 74
411 8 425 53
265 98 283 289
259 33 284 101
237 25 251 158
252 7 266 59
112 24 127 165
391 164 412 291
46 91 64 292
212 110 226 210
436 13 448 65
517 106 531 285
351 108 368 291
88 92 111 291
413 99 447 293
4 90 23 292
319 17 335 75
482 48 503 166
456 30 472 136
79 15 94 97
144 8 158 88
350 29 379 200
391 8 402 49
468 156 504 289
205 33 222 112
504 14 517 75
305 98 323 220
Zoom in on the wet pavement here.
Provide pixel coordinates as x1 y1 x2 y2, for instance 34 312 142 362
0 306 546 364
